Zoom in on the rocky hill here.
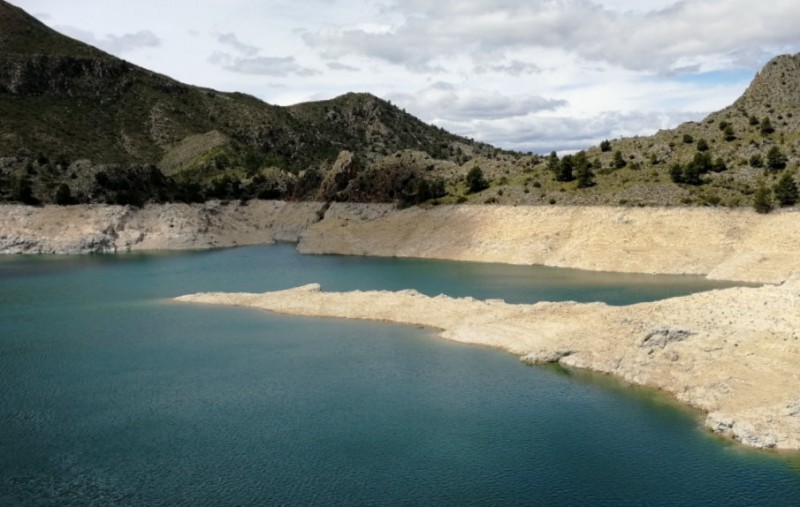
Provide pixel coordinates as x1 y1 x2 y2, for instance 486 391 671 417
0 0 501 205
1 0 798 211
456 54 800 211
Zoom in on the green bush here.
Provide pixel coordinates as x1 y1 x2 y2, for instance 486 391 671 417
753 183 773 213
54 183 74 205
466 166 489 193
774 172 799 206
767 146 787 170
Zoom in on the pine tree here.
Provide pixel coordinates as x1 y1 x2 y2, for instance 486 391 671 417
774 172 799 206
767 146 787 170
753 182 773 214
574 152 594 188
613 151 627 169
466 166 489 193
556 155 575 182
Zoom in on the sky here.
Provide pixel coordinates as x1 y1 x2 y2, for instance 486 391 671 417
14 0 800 154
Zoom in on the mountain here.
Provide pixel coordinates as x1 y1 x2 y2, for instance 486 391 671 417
0 0 502 205
1 0 798 210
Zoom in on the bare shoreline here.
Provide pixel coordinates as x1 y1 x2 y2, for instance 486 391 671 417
4 202 800 283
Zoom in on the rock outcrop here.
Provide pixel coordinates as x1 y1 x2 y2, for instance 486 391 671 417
0 201 324 254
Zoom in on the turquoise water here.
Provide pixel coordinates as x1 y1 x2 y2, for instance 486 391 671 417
1 244 798 505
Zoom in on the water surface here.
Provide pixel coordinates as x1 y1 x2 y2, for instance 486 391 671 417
1 245 797 505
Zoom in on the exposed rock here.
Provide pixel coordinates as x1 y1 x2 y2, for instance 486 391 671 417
521 350 574 364
641 327 693 349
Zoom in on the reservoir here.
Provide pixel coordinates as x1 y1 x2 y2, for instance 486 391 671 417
1 244 798 505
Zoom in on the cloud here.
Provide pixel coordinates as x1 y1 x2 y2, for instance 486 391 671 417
57 26 161 54
217 33 259 56
388 83 566 121
207 32 320 77
327 61 361 72
208 52 320 77
434 110 704 153
303 0 800 73
475 59 542 76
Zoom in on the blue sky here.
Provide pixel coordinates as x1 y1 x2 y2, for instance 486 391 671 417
13 0 800 153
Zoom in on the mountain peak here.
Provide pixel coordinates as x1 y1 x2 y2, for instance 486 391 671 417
0 0 101 58
734 53 800 113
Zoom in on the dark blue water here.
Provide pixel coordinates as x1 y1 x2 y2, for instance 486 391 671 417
1 245 798 505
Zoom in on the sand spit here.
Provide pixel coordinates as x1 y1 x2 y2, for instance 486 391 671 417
298 203 800 284
176 280 800 450
0 201 325 254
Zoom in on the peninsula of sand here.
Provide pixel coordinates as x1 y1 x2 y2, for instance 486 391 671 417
3 201 800 449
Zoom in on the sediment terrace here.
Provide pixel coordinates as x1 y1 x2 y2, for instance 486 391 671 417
3 202 799 283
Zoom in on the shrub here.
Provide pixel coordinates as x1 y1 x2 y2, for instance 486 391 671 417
600 140 612 152
54 183 74 205
613 151 627 169
696 139 709 151
682 134 694 144
669 163 684 183
761 117 775 135
723 124 736 141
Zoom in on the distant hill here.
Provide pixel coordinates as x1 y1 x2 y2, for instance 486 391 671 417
0 0 798 210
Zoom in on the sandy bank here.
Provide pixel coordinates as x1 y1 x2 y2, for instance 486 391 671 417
298 203 800 284
176 280 800 450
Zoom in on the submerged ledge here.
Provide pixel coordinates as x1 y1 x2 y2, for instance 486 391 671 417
176 280 800 451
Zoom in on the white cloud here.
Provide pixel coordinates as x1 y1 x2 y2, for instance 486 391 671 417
56 25 161 54
437 110 704 153
208 52 320 77
304 0 800 73
217 33 259 56
388 83 566 121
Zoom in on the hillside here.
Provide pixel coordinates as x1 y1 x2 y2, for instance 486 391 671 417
1 0 798 211
0 0 501 205
449 55 800 210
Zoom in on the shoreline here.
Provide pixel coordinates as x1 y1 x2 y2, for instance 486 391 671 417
3 202 800 283
175 282 800 451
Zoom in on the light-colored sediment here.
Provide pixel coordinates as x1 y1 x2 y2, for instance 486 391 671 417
176 280 800 450
0 201 325 254
298 203 800 284
3 202 800 284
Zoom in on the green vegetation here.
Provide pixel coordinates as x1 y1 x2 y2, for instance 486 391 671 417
774 172 799 206
466 166 490 193
1 1 800 210
753 182 774 213
767 146 787 170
